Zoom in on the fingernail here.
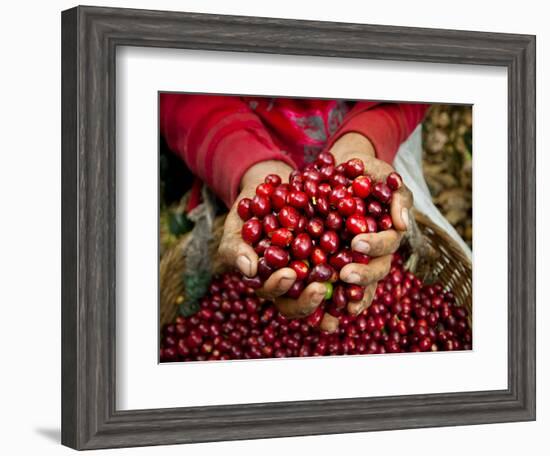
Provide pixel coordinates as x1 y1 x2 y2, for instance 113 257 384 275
348 303 361 316
355 240 370 253
345 273 361 284
312 287 327 305
278 277 295 291
236 256 252 276
321 313 339 333
401 208 410 229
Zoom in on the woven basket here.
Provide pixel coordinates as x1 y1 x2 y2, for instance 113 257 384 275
412 211 472 327
159 215 228 328
159 211 472 329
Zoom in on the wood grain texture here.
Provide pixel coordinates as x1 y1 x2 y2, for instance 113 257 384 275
61 7 78 449
61 5 536 450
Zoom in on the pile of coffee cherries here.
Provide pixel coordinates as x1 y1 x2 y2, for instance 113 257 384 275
159 254 472 362
236 151 402 313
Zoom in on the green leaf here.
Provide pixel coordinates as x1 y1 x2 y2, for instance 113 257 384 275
169 212 193 236
183 272 211 303
177 272 212 317
178 301 200 317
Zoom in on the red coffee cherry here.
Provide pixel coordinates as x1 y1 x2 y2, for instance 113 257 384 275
256 182 275 198
372 182 392 204
291 233 313 260
287 190 308 208
344 158 365 178
271 184 290 210
346 214 368 235
237 198 253 221
306 217 325 238
271 228 294 247
264 246 290 269
290 260 309 281
242 218 262 244
319 231 340 254
386 172 402 191
251 195 271 217
278 205 300 230
265 174 282 187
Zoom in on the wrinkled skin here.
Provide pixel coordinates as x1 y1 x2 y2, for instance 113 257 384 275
218 133 413 332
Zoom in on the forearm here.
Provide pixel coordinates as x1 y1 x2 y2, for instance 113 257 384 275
160 93 296 207
326 103 429 164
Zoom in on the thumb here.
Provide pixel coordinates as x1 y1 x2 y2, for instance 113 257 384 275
320 313 339 333
219 234 259 278
234 243 259 277
390 186 413 232
218 203 260 277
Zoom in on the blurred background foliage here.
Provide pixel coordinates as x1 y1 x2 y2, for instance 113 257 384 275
159 103 473 256
422 104 472 248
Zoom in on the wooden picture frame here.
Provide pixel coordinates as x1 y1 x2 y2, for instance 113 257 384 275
61 5 536 450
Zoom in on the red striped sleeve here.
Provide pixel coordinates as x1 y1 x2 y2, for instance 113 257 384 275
160 94 296 207
326 102 429 163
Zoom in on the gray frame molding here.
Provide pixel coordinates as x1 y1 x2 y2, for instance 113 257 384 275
61 5 536 450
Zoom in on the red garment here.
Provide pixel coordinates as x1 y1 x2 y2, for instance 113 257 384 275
160 94 428 207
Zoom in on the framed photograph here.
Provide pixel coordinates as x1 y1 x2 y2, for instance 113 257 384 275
61 5 536 450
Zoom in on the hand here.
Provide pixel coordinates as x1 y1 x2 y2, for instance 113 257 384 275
218 160 334 330
330 133 413 315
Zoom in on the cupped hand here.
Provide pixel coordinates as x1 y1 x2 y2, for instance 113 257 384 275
218 160 334 331
330 133 413 315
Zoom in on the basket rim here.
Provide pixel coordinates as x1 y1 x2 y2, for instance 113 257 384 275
413 210 472 271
